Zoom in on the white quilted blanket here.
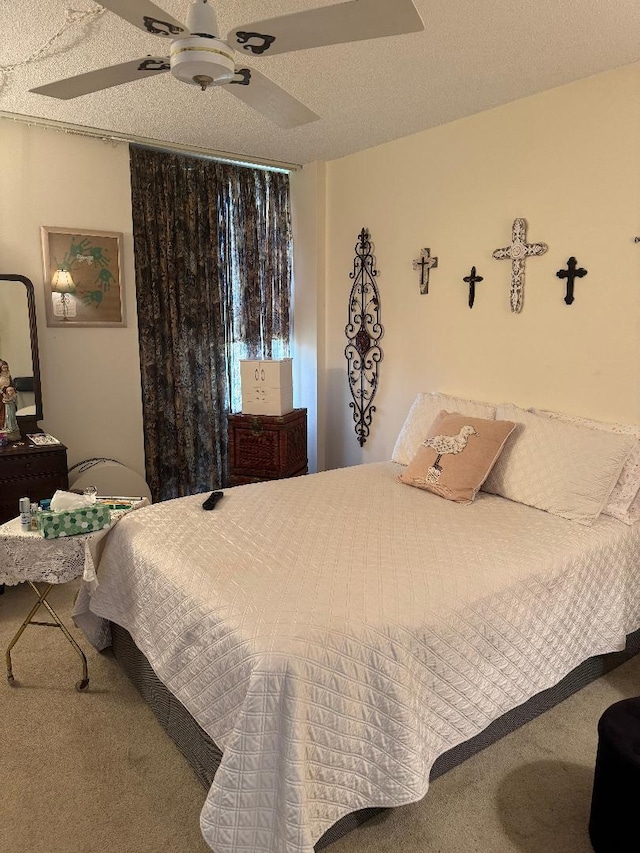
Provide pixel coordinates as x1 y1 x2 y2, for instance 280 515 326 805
82 462 640 853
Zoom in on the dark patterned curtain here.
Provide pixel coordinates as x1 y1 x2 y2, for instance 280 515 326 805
129 146 292 502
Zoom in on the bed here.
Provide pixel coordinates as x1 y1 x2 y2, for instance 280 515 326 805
75 430 640 853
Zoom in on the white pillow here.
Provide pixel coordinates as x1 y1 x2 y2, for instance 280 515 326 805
483 403 636 525
392 392 497 465
532 408 640 525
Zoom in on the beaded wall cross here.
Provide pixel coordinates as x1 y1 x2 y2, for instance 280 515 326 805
492 218 548 313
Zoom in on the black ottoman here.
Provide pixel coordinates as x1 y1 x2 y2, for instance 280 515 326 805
589 697 640 852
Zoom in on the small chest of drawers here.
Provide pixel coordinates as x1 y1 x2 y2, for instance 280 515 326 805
227 409 307 486
0 443 69 524
239 359 294 417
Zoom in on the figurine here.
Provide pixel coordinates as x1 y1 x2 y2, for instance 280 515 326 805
0 359 10 432
0 358 10 393
0 359 21 441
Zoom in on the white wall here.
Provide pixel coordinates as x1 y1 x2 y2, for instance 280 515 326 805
0 121 145 475
320 63 640 470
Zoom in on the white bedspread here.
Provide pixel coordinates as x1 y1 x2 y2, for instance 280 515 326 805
79 462 640 853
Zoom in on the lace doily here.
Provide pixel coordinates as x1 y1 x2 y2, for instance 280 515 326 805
0 502 149 586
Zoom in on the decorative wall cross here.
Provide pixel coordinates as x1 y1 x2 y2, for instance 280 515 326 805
556 257 588 305
492 218 548 313
412 247 438 295
463 266 483 309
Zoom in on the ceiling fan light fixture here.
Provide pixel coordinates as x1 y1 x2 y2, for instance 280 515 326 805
186 0 219 38
170 35 235 87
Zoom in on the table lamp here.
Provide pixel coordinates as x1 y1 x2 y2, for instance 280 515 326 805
51 269 76 320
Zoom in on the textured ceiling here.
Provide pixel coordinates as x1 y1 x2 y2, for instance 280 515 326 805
1 1 639 167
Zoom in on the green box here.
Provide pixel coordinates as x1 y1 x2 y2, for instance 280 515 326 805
37 505 112 539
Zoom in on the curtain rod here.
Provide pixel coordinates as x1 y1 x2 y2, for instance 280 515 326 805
0 110 301 173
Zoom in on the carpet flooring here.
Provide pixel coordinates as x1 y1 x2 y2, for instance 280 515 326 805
2 579 636 853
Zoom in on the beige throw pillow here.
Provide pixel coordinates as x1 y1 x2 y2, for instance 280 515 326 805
392 392 497 465
398 411 516 503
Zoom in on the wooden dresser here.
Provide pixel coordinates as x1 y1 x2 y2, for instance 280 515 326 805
227 409 307 486
0 442 69 525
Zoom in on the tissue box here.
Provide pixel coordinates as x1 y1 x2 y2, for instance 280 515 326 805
37 505 112 539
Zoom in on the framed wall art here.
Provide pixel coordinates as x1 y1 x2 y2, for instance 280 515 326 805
41 226 126 327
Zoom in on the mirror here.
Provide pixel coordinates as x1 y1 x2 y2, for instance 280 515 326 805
0 275 43 437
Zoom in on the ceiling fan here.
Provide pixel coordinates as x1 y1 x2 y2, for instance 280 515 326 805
30 0 424 128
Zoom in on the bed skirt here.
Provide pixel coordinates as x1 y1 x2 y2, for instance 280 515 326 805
110 622 640 851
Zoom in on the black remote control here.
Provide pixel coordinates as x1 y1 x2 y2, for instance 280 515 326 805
202 491 224 511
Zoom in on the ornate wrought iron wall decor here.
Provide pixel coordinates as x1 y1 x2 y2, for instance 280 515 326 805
345 228 384 446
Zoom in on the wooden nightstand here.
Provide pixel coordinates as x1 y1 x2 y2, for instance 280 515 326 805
227 409 307 486
0 442 69 525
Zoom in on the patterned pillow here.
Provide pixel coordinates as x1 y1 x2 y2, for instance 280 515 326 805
483 404 636 525
398 411 516 503
392 392 497 465
531 408 640 525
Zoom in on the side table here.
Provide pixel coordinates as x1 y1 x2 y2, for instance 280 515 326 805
0 501 148 691
0 518 91 691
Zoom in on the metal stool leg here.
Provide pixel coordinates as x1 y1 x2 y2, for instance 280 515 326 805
35 583 89 691
5 583 53 684
5 581 89 691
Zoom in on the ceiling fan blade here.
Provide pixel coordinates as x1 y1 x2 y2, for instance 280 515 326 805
99 0 187 38
225 68 319 129
227 0 424 57
30 57 170 99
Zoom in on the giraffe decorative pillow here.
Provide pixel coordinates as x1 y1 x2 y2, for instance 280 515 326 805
398 411 516 503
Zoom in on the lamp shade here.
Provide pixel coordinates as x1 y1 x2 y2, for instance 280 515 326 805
51 269 75 294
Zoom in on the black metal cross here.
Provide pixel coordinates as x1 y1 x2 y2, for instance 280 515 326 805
463 266 483 309
412 247 438 295
556 257 588 305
